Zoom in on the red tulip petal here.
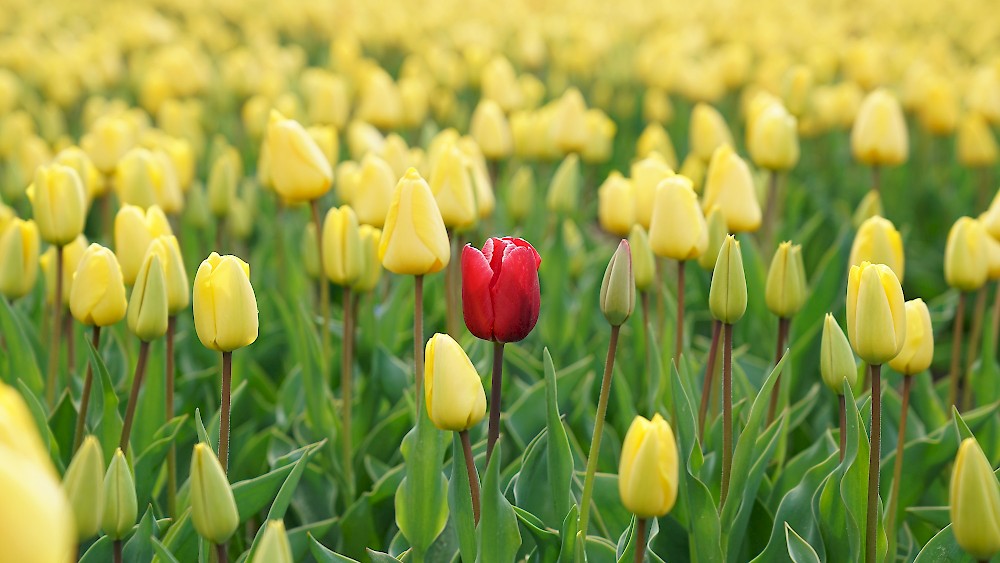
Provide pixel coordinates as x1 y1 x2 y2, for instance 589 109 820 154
501 237 542 269
491 244 541 342
461 244 495 340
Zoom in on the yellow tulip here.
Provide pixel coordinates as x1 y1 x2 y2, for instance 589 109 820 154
702 145 761 233
127 249 169 341
207 146 242 217
849 213 905 282
251 521 293 563
379 134 411 180
689 103 734 161
597 172 635 237
69 244 128 327
152 149 184 214
945 217 989 291
642 87 674 124
950 437 1000 561
709 235 747 324
0 444 75 562
546 153 580 214
456 138 496 220
0 382 54 471
636 123 677 169
353 153 396 228
581 109 616 164
158 136 195 192
146 236 189 315
481 56 522 112
190 443 239 545
424 333 487 432
356 67 403 130
322 206 362 286
347 121 385 161
618 414 678 518
957 113 998 168
54 147 101 204
102 448 137 541
748 103 799 172
967 67 1000 125
851 89 908 167
698 206 727 271
846 262 906 365
352 225 383 293
82 115 135 175
378 168 451 275
679 153 707 194
399 77 430 128
193 252 259 352
265 110 332 203
40 235 88 306
114 204 173 285
27 163 87 246
888 299 933 376
918 75 959 136
470 100 513 160
304 72 349 129
649 175 707 260
429 143 477 231
765 242 808 318
631 153 672 229
550 87 588 154
0 219 40 300
820 314 858 394
334 160 360 205
114 148 161 209
62 436 105 540
628 225 655 292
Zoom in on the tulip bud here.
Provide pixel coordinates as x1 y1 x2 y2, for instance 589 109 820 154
917 75 959 136
618 414 678 518
462 236 541 342
945 217 989 291
152 149 184 214
698 207 727 271
379 168 451 275
159 136 195 192
82 116 135 174
102 448 137 540
322 206 362 286
352 225 383 293
424 333 488 431
429 143 477 230
356 68 403 130
114 148 160 209
702 145 761 233
849 215 904 283
470 100 513 160
546 153 580 214
378 133 411 180
0 218 40 300
748 103 799 171
62 436 105 539
27 164 87 247
597 172 635 237
631 153 672 229
146 236 189 314
888 299 933 376
600 241 635 326
985 235 1000 282
636 123 677 168
957 113 999 168
353 153 395 228
251 521 293 563
41 235 88 306
846 262 906 365
967 67 1000 125
689 103 734 161
69 244 128 327
114 204 173 286
820 314 858 394
852 191 884 229
765 242 808 318
950 437 1000 560
190 443 240 545
193 253 259 352
649 175 708 260
679 154 707 194
207 146 242 218
629 225 655 292
0 441 75 562
506 166 535 224
455 137 496 220
851 89 908 166
581 109 615 164
482 56 522 112
347 121 385 161
127 250 169 341
550 88 588 154
55 147 102 204
709 235 747 324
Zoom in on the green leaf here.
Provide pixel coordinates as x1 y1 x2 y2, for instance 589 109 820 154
559 504 579 563
395 398 449 561
818 381 866 563
476 443 521 563
544 348 573 526
784 523 821 563
513 506 560 563
309 535 360 562
150 538 182 563
15 379 60 467
80 535 114 562
911 525 974 563
0 296 43 394
448 433 477 563
123 505 160 562
90 339 122 466
367 549 403 562
134 416 186 505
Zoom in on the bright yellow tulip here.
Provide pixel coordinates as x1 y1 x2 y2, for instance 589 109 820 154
193 253 259 352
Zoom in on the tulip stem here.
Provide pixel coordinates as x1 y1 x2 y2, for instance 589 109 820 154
64 314 75 375
342 288 355 502
767 317 791 426
865 363 882 563
579 324 621 540
414 275 425 411
762 170 781 253
47 244 64 407
992 281 1000 362
113 540 123 563
459 430 481 524
445 231 461 338
634 518 647 563
215 542 228 563
310 199 330 364
962 286 988 410
119 340 151 455
838 394 846 462
675 260 685 369
699 320 722 442
486 341 505 464
871 165 881 195
886 374 913 557
641 291 652 415
720 323 733 509
166 316 177 516
948 292 966 411
219 351 232 473
73 326 101 453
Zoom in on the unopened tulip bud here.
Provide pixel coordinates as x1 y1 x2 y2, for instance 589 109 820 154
698 207 727 271
322 206 362 286
27 164 86 246
888 299 933 375
251 521 293 563
352 225 383 293
102 448 137 540
70 244 128 326
546 153 580 214
918 76 958 136
709 235 747 324
115 148 160 209
83 116 135 175
190 443 239 545
945 217 989 291
690 103 734 161
114 205 172 286
470 100 513 160
600 241 635 326
597 172 635 236
637 123 677 168
378 168 450 275
353 153 395 228
957 113 999 168
55 147 101 203
846 262 906 364
146 236 189 314
702 145 761 233
950 438 1000 560
581 109 615 164
631 153 672 229
550 88 588 154
649 175 707 260
820 314 857 394
748 104 799 171
424 334 487 431
127 250 169 341
379 134 411 180
0 219 40 300
850 216 904 283
765 242 808 318
356 68 403 130
207 147 241 218
851 89 908 166
430 144 477 230
62 436 105 539
629 225 655 292
455 137 496 220
481 56 522 112
193 253 258 352
618 414 678 518
852 191 884 228
506 166 535 224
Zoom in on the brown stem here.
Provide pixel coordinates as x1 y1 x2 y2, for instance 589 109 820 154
634 518 647 563
342 288 355 501
119 340 151 455
414 275 425 409
962 286 988 410
948 293 966 410
699 320 722 441
720 323 734 509
886 375 913 555
113 540 123 563
675 260 685 369
459 430 481 524
215 542 228 563
486 341 505 465
311 200 330 363
762 170 781 252
871 165 881 195
838 394 847 462
219 351 232 473
166 316 177 516
64 314 75 375
73 326 102 452
977 166 991 210
865 364 882 563
47 244 64 407
767 317 791 425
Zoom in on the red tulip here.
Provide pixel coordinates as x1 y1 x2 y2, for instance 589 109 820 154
462 237 541 343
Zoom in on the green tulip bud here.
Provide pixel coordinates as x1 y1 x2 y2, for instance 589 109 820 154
126 250 169 341
506 166 535 224
63 436 105 540
951 437 1000 560
628 225 655 292
698 206 727 271
251 520 293 563
190 443 239 545
546 153 580 214
102 448 137 540
600 240 635 326
708 235 747 325
820 314 857 394
765 241 807 318
852 190 883 229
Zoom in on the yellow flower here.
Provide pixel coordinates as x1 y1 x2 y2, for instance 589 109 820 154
0 218 40 300
708 235 747 324
950 437 1000 561
748 103 799 171
581 109 616 164
352 225 383 293
399 77 430 128
82 115 135 175
506 166 535 224
846 262 906 365
456 137 496 220
251 521 293 563
628 225 655 292
207 146 242 217
597 172 635 237
193 252 259 352
114 148 161 209
27 163 87 246
550 87 588 154
62 436 105 540
642 87 674 125
114 204 173 285
470 100 513 160
424 333 487 432
820 314 858 394
618 414 678 518
851 89 908 166
679 153 707 194
636 123 677 169
689 103 734 161
379 134 411 180
69 243 128 327
265 110 332 203
102 448 137 541
356 67 403 130
649 175 707 260
702 145 761 233
429 143 477 231
54 147 102 203
322 206 362 286
957 113 998 168
481 55 522 112
378 168 450 275
888 299 934 376
765 241 808 318
698 206 727 271
127 249 169 341
40 235 88 306
546 153 580 214
353 153 396 228
849 216 904 283
0 440 75 562
146 236 189 315
917 75 959 136
945 217 989 291
190 443 240 545
631 153 673 229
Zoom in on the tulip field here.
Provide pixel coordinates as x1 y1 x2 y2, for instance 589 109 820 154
6 0 1000 561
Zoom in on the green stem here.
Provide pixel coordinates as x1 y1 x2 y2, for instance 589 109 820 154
948 293 966 411
342 288 355 502
865 364 882 563
219 351 232 473
460 430 481 524
73 326 101 453
414 275 425 411
675 260 685 369
579 324 621 539
699 320 722 442
641 291 652 416
872 165 881 195
166 316 177 515
886 374 912 558
119 340 151 455
962 286 988 410
720 323 733 509
486 341 505 464
767 317 790 426
311 200 331 366
47 244 63 407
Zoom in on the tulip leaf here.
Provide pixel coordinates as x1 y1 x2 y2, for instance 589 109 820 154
0 295 43 394
559 504 579 563
193 408 212 450
150 538 182 563
818 381 868 563
395 398 449 561
87 338 122 466
287 517 338 561
544 348 574 527
309 534 360 562
615 516 665 563
367 550 403 563
123 505 160 563
154 507 198 563
477 442 521 563
448 433 477 563
80 535 114 562
133 415 186 505
911 525 972 563
513 506 561 562
784 523 821 563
